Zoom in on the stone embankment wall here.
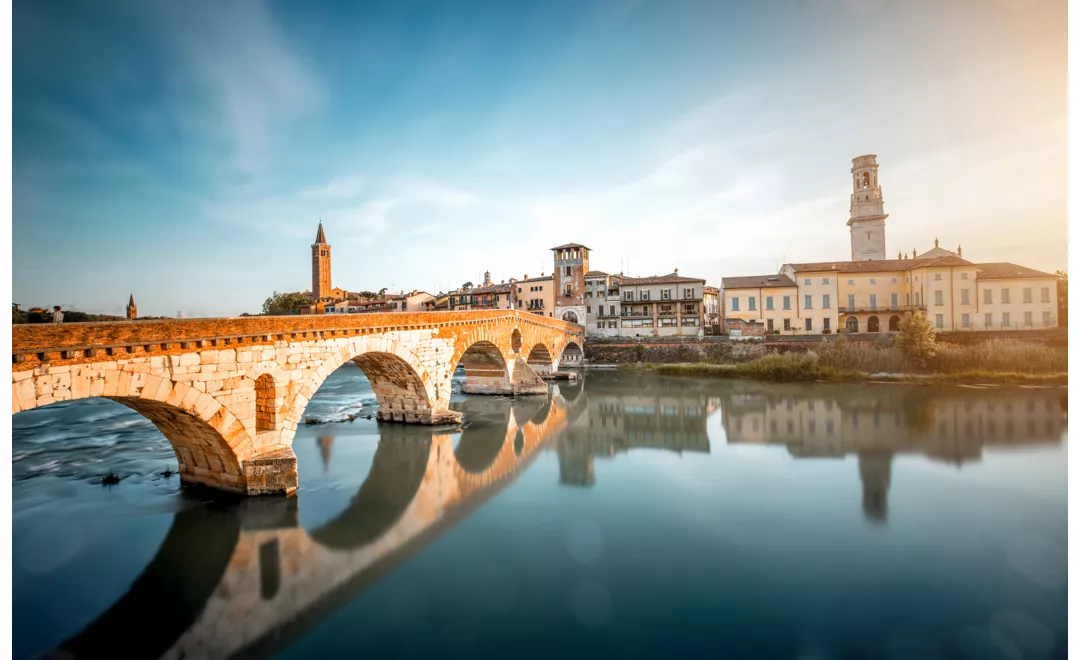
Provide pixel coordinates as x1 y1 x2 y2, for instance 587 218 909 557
584 328 1068 364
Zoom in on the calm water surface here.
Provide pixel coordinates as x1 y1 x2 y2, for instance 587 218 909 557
12 367 1068 659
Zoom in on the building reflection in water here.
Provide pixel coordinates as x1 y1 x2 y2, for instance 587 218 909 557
716 381 1066 522
316 436 334 474
554 372 717 486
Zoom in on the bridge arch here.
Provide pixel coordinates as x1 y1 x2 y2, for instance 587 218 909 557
456 340 510 395
560 341 584 366
13 372 253 492
525 342 555 374
285 336 454 428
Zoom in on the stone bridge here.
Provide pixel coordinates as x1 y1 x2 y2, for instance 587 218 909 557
11 311 584 496
50 390 578 660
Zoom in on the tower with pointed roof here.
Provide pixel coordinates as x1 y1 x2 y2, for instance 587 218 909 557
126 294 137 320
312 221 332 301
848 155 888 261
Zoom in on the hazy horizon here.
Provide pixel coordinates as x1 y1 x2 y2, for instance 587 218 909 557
13 0 1067 317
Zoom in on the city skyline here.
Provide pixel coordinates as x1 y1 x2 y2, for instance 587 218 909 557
13 0 1067 317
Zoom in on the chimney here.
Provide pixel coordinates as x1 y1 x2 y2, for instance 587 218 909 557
674 268 679 275
957 244 962 257
524 274 529 280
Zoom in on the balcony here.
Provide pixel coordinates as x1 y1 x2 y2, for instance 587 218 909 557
838 304 925 314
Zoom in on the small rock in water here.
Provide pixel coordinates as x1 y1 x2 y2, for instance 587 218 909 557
102 472 121 486
304 417 323 425
161 468 174 478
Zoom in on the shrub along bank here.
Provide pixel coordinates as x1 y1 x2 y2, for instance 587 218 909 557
601 336 1067 383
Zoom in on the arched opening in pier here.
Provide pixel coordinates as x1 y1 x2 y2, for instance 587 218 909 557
844 316 859 333
867 316 880 333
888 315 901 332
255 374 278 432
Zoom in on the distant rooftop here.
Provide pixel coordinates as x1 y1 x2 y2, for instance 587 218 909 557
721 274 797 289
550 243 590 251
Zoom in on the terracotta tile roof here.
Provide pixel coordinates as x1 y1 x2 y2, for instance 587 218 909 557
785 256 972 273
621 272 706 285
721 274 797 289
550 243 590 251
974 262 1056 279
584 270 610 277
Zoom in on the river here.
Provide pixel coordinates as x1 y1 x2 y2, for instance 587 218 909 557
12 366 1068 659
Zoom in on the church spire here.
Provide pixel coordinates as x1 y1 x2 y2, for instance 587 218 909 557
315 220 327 245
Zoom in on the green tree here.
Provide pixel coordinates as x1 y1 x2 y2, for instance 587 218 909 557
893 311 937 368
12 305 27 324
1055 270 1067 327
262 291 311 316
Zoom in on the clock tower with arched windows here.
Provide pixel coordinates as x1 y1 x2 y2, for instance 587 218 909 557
848 154 888 261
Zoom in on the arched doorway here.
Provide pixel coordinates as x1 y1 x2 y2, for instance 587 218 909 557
845 316 859 333
561 311 579 324
867 316 880 333
888 315 901 332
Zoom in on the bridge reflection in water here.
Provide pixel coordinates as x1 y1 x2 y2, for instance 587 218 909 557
715 380 1066 522
53 389 577 659
44 374 1066 658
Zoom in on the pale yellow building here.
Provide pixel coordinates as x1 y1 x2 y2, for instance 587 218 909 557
514 273 554 318
720 274 800 336
721 154 1060 335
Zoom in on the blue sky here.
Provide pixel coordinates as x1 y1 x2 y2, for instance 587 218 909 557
13 0 1067 317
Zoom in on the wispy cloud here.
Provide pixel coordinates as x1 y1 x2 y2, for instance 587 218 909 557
302 175 367 199
155 1 325 176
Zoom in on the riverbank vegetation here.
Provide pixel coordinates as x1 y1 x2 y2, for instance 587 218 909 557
638 328 1067 384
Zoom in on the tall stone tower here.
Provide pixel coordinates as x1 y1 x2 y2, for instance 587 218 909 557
312 221 332 301
552 243 590 325
126 294 137 320
848 154 888 261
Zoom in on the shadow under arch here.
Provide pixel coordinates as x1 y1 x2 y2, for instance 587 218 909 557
349 351 434 422
457 340 509 382
526 343 553 370
452 398 514 473
54 495 243 660
308 425 433 551
105 395 247 487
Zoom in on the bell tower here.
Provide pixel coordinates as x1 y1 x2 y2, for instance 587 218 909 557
848 154 888 261
312 221 332 301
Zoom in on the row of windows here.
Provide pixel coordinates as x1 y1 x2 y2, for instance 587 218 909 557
612 318 701 329
624 289 697 301
763 318 832 332
982 287 1051 304
730 295 832 311
934 311 1053 329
